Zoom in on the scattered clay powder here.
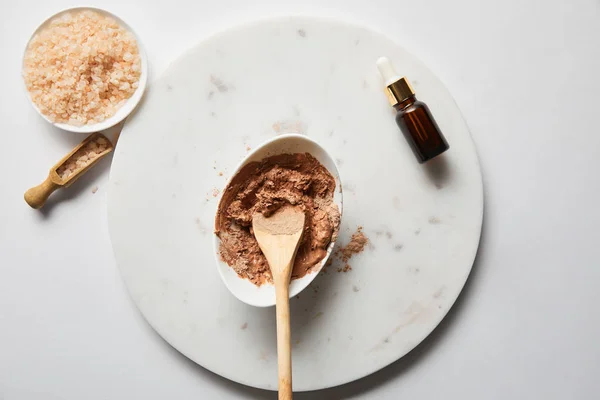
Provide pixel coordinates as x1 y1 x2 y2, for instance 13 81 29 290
22 10 141 126
215 153 340 285
328 226 369 272
337 264 353 273
340 227 368 263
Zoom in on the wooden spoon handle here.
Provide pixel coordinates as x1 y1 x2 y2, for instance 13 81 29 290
275 282 292 400
24 176 60 209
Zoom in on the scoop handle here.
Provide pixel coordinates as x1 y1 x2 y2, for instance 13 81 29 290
24 176 60 209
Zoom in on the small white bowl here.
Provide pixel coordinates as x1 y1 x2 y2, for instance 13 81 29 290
213 134 343 307
22 7 148 133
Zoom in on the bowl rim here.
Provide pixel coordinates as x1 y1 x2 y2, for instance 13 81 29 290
21 6 149 133
212 133 344 307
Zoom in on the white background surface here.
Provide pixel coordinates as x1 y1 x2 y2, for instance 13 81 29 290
1 0 599 399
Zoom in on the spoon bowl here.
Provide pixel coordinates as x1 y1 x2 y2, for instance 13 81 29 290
213 134 343 307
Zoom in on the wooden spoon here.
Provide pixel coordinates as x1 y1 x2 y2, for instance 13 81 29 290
253 206 306 400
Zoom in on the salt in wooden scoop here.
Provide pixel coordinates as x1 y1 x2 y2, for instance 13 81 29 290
24 133 113 209
252 206 306 400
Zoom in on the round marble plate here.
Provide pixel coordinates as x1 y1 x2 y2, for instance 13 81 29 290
107 16 483 391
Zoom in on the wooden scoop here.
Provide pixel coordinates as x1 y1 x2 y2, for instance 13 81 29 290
253 206 306 400
24 133 113 209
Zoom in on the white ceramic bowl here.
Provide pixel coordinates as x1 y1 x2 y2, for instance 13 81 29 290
22 7 148 133
213 134 343 307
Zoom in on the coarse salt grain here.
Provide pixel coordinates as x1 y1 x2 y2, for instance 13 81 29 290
56 137 111 180
23 10 141 126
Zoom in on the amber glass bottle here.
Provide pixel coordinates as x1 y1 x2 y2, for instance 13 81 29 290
377 57 449 163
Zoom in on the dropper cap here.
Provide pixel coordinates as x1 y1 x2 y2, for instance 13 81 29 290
376 57 414 106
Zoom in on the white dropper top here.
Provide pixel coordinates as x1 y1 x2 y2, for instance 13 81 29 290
376 57 402 86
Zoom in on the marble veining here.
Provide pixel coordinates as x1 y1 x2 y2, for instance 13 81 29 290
107 16 483 392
